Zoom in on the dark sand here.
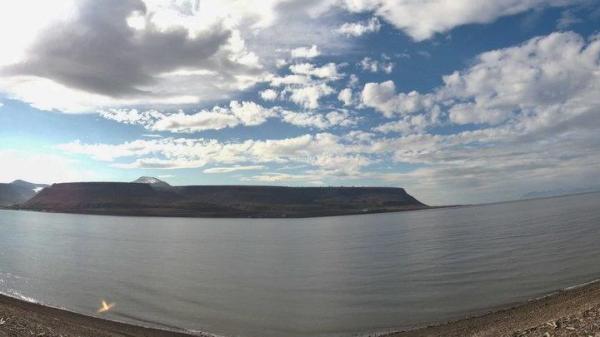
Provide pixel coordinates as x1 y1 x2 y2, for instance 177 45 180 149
2 280 600 337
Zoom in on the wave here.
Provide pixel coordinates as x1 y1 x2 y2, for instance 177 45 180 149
2 289 39 304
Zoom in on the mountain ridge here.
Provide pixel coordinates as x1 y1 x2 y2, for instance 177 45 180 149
19 177 427 218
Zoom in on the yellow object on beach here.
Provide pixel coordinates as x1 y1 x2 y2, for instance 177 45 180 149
97 300 115 313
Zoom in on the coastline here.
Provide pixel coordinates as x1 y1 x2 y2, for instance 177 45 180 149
2 280 600 337
3 205 441 219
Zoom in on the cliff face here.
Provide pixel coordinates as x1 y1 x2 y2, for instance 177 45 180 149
178 185 422 207
22 182 426 218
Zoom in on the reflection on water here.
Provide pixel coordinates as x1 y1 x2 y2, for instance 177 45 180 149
1 193 600 337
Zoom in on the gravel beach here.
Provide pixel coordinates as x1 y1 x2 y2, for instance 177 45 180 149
2 280 600 337
0 294 199 337
391 280 600 337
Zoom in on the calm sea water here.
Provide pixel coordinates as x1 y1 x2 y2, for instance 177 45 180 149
1 193 600 337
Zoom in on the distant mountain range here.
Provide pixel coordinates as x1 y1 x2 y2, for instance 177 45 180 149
0 180 49 207
14 177 427 218
521 186 600 200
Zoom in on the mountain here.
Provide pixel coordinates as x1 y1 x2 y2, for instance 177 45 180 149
0 180 48 207
522 186 600 200
21 180 427 218
131 176 172 190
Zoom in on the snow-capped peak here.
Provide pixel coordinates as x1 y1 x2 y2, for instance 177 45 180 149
134 176 161 184
132 177 171 188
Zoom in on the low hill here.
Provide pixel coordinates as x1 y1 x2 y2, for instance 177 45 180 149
0 180 48 207
21 178 426 218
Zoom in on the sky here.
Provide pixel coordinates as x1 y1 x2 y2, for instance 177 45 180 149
0 0 599 205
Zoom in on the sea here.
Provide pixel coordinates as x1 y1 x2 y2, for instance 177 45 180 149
1 192 600 337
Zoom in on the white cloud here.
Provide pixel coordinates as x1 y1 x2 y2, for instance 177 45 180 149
228 100 277 126
100 101 278 133
337 17 381 37
0 1 361 112
242 172 324 185
447 103 510 125
312 154 371 176
360 57 394 74
46 31 600 205
338 0 577 41
361 81 436 117
290 45 320 59
100 98 363 131
362 31 600 202
439 31 600 127
275 59 288 68
203 165 265 174
361 81 396 116
362 32 600 128
152 111 241 133
289 63 340 80
338 88 354 106
57 133 369 176
373 111 440 135
5 16 598 205
259 89 278 101
363 32 600 133
270 61 344 109
0 0 582 115
281 110 357 129
288 83 335 109
0 0 274 113
269 74 311 87
99 109 163 126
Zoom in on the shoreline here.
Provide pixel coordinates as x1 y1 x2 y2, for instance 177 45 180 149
2 280 600 337
2 205 449 219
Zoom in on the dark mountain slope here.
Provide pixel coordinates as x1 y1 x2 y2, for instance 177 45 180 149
178 185 422 206
21 179 427 218
0 180 48 207
24 182 182 212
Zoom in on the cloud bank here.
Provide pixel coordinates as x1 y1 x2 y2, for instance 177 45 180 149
57 31 600 203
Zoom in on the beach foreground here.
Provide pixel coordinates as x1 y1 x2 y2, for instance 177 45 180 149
0 294 199 337
2 280 600 337
390 280 600 337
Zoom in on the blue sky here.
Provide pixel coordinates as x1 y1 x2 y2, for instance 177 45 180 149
0 0 599 205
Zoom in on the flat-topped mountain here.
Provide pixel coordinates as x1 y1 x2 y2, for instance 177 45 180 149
0 180 48 207
21 177 427 218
